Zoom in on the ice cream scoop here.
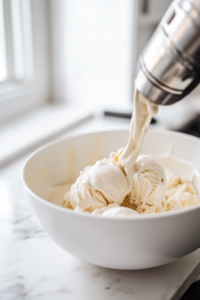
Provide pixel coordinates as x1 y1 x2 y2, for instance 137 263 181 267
128 155 167 213
69 160 130 212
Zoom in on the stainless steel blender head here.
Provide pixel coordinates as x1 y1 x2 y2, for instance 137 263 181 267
134 0 200 105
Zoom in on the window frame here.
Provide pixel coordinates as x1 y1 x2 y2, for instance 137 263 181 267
0 0 51 124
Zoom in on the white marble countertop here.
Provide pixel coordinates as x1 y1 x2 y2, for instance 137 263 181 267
1 114 200 300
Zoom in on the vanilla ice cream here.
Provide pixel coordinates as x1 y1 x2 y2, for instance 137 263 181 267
164 174 199 211
68 160 130 212
128 155 167 214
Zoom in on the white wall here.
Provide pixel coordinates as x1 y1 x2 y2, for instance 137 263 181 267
50 0 137 107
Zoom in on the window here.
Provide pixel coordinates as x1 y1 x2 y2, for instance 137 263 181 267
0 0 33 84
0 0 7 82
0 0 50 123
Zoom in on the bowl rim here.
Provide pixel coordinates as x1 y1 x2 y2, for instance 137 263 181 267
22 129 200 221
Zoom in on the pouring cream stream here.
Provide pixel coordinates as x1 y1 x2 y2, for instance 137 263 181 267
120 89 158 191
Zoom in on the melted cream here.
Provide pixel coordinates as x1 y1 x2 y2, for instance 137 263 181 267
120 89 158 181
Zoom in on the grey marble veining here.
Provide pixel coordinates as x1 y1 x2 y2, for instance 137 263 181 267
1 118 200 300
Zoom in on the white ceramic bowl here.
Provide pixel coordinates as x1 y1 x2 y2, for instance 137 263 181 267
22 130 200 270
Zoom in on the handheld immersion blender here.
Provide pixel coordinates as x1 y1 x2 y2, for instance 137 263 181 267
134 0 200 105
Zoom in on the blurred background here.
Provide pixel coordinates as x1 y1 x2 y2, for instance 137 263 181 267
0 0 200 165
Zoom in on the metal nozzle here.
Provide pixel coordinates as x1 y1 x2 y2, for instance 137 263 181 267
134 0 200 105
